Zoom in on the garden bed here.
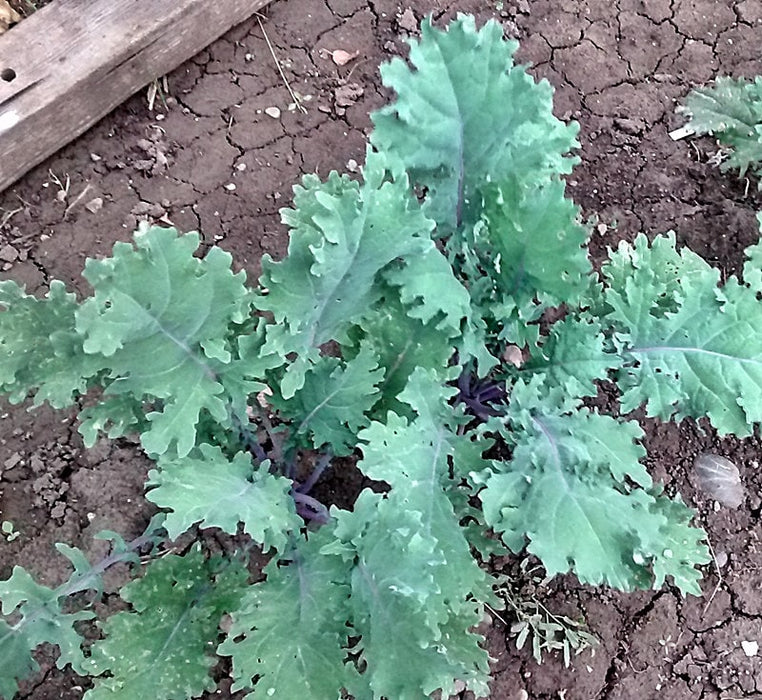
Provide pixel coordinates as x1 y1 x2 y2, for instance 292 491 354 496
1 1 762 698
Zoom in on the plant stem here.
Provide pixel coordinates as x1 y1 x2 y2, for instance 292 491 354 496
229 407 268 463
296 451 332 494
8 520 164 633
292 492 330 524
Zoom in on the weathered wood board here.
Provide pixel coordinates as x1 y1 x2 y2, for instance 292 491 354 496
0 0 273 193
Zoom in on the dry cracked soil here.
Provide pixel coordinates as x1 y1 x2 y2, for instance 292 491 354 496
1 1 762 699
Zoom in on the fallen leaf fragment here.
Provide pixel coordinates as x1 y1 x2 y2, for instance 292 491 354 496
256 385 273 409
0 0 21 35
503 344 524 368
85 197 103 214
692 453 745 509
330 49 360 66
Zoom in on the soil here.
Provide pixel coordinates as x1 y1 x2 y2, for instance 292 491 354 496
1 0 762 699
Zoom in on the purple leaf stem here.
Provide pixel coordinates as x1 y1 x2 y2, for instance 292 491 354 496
296 452 332 494
292 492 330 524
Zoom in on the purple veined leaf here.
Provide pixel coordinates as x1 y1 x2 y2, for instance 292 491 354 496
692 453 745 509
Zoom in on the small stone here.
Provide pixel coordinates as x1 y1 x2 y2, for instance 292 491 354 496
0 244 19 262
614 117 643 136
741 640 758 657
346 158 358 172
90 153 102 162
224 183 237 192
3 452 21 470
264 106 281 119
85 197 103 214
335 83 364 107
398 7 418 32
131 201 153 216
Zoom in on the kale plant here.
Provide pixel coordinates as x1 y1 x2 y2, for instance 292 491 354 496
6 13 762 699
679 75 762 186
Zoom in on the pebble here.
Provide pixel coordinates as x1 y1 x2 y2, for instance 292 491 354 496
264 106 281 119
85 197 103 213
3 452 21 470
398 7 418 32
0 244 19 262
334 83 364 107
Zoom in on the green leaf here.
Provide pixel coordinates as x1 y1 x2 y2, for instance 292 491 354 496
84 550 246 700
602 232 716 319
349 294 454 416
219 529 356 699
521 315 621 399
741 213 762 292
345 370 493 698
382 246 471 334
0 567 92 698
647 489 709 596
475 178 590 307
146 444 300 552
271 345 384 455
475 378 708 593
337 492 491 699
0 280 98 408
679 75 762 183
78 395 147 447
604 233 762 435
371 15 579 230
75 226 258 456
258 164 434 397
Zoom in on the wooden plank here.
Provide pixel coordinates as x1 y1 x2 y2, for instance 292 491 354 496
0 0 273 193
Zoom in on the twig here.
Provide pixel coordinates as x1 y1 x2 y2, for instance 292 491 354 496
702 535 724 616
0 206 22 227
484 602 509 627
64 183 93 220
256 15 307 114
